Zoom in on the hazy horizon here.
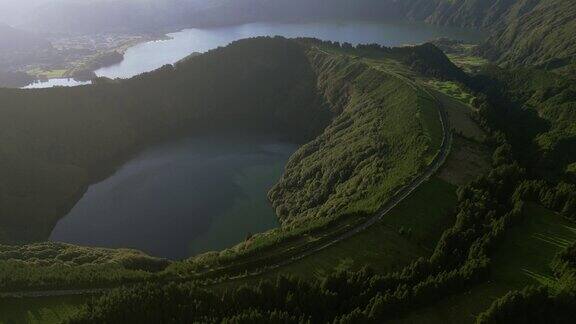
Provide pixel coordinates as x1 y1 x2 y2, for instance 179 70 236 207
0 0 54 25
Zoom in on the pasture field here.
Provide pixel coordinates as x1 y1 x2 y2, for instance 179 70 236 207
396 203 576 323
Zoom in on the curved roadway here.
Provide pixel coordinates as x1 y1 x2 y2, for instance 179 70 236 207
1 74 452 298
234 81 452 277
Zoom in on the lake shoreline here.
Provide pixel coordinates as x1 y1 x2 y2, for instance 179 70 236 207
49 132 297 260
22 20 484 88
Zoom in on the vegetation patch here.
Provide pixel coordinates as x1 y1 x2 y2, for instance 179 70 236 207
438 137 491 186
236 177 456 283
427 80 475 106
0 295 89 324
490 203 576 288
432 90 484 142
397 203 576 323
0 243 168 292
270 51 441 229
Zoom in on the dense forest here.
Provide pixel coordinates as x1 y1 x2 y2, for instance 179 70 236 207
269 50 437 229
10 36 568 322
469 66 576 182
1 36 573 322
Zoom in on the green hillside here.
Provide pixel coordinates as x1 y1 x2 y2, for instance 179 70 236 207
398 0 576 74
53 39 576 322
270 51 439 229
470 65 576 181
479 0 576 71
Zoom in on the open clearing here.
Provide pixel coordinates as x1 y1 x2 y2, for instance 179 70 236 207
396 203 576 323
438 136 491 186
431 88 485 142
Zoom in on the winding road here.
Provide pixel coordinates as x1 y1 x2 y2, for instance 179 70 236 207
230 78 452 277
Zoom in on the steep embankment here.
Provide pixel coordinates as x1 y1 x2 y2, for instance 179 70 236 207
269 49 441 230
399 0 576 72
471 66 576 181
400 0 524 29
479 0 576 69
0 37 329 243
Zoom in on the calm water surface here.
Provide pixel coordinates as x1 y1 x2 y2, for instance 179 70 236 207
96 20 484 79
22 78 91 89
25 21 482 88
50 135 296 259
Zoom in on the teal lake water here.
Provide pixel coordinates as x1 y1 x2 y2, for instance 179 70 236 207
50 135 296 259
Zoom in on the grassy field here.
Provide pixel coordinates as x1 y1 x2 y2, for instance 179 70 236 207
432 90 484 141
396 203 576 323
26 68 69 79
0 295 90 324
490 203 576 288
427 80 475 106
446 54 489 74
438 136 491 186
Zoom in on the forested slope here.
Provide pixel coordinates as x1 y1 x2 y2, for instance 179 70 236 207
471 66 576 181
0 37 330 243
400 0 526 28
269 50 439 228
400 0 576 73
0 39 456 294
61 47 576 322
479 0 576 69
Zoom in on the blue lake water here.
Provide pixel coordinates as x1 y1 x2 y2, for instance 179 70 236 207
22 78 91 89
25 20 483 88
50 135 296 259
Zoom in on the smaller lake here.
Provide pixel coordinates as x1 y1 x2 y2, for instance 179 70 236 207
22 78 91 89
49 135 296 260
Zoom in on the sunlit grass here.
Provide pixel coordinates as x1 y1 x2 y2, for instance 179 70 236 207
397 203 576 323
